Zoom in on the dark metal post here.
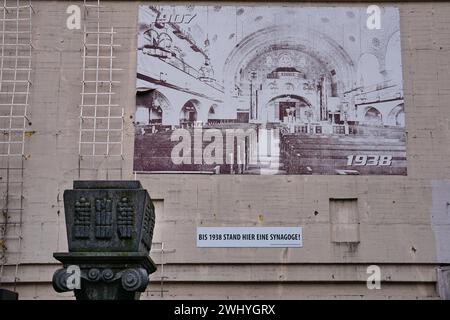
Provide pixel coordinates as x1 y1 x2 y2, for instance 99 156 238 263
52 181 157 300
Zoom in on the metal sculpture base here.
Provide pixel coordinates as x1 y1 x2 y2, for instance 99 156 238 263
53 252 157 300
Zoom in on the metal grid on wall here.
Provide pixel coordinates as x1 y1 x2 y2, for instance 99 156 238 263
78 0 124 179
148 241 175 298
0 0 33 289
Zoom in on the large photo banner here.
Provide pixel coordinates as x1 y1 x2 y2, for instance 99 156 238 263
134 4 406 175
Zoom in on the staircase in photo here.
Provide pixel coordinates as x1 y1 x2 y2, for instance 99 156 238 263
280 126 407 175
134 123 262 174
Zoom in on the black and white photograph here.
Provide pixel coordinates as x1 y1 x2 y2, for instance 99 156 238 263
134 4 406 175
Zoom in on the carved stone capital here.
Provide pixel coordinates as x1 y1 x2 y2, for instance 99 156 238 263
53 181 157 300
53 251 156 299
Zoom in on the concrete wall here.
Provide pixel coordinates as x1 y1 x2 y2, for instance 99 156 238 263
1 1 450 299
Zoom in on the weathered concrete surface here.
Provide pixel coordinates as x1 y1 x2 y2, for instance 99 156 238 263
431 181 450 264
1 1 450 299
437 266 450 300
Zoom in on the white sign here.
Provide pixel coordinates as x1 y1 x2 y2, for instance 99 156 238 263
197 227 303 248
